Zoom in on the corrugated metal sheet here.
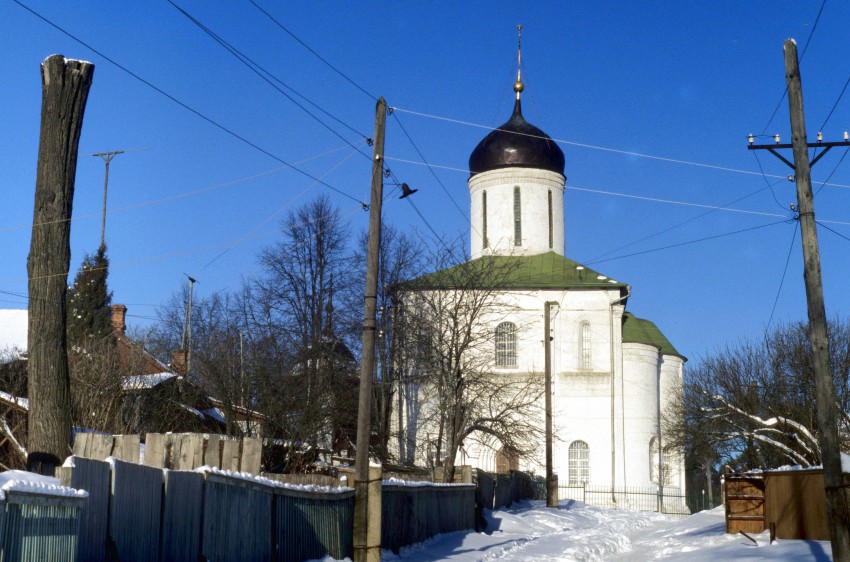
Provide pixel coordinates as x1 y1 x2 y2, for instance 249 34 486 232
477 470 495 510
161 470 203 562
67 457 110 562
0 490 85 562
274 487 354 562
201 472 273 562
382 484 475 553
109 459 162 562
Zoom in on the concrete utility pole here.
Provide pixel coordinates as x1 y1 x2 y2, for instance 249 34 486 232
544 301 558 507
750 39 850 560
353 97 387 562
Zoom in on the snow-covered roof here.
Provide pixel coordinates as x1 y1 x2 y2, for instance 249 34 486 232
0 391 28 411
121 372 179 390
0 310 27 358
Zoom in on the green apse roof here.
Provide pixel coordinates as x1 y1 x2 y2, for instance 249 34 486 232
621 312 685 360
402 252 628 293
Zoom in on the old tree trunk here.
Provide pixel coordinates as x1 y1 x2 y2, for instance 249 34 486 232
27 55 94 470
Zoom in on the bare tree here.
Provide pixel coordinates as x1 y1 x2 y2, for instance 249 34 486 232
397 248 544 482
27 55 94 470
666 318 850 474
249 195 358 469
352 224 426 462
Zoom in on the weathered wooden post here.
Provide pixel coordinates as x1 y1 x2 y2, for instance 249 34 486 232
27 55 94 473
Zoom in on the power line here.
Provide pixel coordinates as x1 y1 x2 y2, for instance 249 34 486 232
588 182 783 262
760 0 828 135
586 220 789 266
167 1 371 156
12 0 364 205
767 220 799 330
817 220 850 244
390 106 804 182
247 0 376 101
390 112 469 223
818 73 850 132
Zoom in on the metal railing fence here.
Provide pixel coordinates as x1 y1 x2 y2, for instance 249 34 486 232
559 483 691 516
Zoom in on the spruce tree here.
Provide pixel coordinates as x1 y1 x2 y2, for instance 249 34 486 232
66 244 113 350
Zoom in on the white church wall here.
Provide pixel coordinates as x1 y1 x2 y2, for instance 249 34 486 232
469 168 565 259
622 342 663 487
660 354 686 491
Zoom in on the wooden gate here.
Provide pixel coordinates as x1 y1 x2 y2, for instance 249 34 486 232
724 475 765 534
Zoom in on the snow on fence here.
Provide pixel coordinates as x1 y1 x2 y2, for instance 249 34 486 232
58 457 357 562
0 486 86 562
559 483 690 516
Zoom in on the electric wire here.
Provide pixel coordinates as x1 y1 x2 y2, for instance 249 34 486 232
12 0 364 205
0 143 359 235
818 73 850 132
247 0 377 101
751 151 793 210
167 1 371 158
817 220 850 244
390 112 469 223
814 147 850 196
586 220 788 266
766 221 799 330
391 106 803 182
760 0 828 135
588 182 783 262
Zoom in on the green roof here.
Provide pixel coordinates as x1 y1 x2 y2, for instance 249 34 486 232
402 252 628 292
621 312 685 360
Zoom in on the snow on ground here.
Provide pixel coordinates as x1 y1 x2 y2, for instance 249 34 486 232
365 500 832 562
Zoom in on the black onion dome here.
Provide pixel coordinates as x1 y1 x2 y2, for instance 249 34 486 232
469 99 565 177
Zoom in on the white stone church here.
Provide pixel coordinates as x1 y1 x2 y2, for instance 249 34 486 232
395 75 686 497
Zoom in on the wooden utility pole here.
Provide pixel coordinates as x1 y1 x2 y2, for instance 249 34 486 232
185 275 197 377
544 301 558 507
92 150 123 247
783 38 850 560
353 97 387 562
27 55 95 473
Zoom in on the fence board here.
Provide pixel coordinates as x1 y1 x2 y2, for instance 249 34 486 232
206 435 222 468
73 432 114 461
111 435 140 463
173 434 204 470
275 488 355 561
1 491 85 562
202 472 273 562
241 437 262 474
142 433 167 468
382 484 475 553
60 457 110 562
161 470 204 562
221 439 240 471
110 459 163 562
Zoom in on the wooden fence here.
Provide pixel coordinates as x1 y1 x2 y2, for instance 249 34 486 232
724 475 765 534
73 432 262 474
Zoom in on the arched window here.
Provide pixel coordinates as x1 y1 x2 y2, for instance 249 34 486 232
496 446 519 474
579 322 592 369
568 440 590 485
650 437 671 485
482 190 488 248
548 190 553 249
513 186 522 245
495 322 517 367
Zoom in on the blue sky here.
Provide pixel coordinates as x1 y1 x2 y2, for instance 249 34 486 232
2 1 849 363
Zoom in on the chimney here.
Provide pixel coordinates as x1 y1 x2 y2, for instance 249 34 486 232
111 304 127 335
171 349 187 376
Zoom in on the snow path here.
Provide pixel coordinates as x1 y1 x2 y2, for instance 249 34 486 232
381 501 833 562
